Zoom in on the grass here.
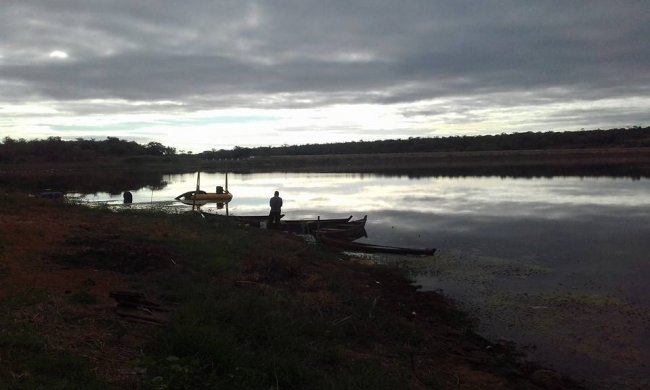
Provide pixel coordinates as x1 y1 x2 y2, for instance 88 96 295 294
86 212 423 389
139 286 410 389
0 193 568 389
0 289 107 390
67 289 98 305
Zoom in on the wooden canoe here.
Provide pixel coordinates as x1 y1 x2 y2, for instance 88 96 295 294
280 215 365 234
314 215 368 237
278 216 354 233
318 234 435 256
200 213 284 227
282 216 353 226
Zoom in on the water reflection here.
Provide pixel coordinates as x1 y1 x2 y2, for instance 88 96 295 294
80 171 650 388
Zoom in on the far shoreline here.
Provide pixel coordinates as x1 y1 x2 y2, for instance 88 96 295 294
2 147 649 193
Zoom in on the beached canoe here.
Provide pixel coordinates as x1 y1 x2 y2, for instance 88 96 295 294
279 216 367 234
313 215 368 238
278 216 354 233
200 213 283 226
232 214 283 227
282 216 353 225
318 234 435 256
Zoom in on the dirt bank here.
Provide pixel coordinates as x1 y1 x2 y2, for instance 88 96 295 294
0 194 582 389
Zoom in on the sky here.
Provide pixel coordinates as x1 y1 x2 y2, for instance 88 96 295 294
1 1 649 153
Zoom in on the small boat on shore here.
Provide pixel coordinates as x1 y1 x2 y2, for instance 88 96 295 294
282 216 352 226
278 215 366 234
199 212 279 227
313 215 367 238
279 216 354 233
318 234 436 256
235 214 283 223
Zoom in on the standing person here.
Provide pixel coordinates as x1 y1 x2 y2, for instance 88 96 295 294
123 191 133 204
269 190 283 228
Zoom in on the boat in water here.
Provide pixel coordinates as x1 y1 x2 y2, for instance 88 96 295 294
175 171 232 207
175 189 233 205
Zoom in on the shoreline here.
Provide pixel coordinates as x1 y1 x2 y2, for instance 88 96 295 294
2 147 650 194
0 194 583 389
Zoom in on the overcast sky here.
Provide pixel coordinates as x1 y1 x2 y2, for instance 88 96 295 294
2 1 649 152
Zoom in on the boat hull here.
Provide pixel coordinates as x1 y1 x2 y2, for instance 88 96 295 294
175 190 232 205
192 193 233 202
319 235 435 256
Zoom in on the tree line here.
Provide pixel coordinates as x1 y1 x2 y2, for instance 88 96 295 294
1 127 648 163
198 126 650 160
0 136 176 163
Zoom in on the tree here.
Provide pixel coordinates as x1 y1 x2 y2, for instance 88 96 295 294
145 142 167 156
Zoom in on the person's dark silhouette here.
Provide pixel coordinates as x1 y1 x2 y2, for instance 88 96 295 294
123 191 133 204
268 191 283 228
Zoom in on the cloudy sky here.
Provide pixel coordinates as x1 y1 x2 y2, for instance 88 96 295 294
2 1 649 152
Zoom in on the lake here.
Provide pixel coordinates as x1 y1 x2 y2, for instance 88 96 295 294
81 171 650 388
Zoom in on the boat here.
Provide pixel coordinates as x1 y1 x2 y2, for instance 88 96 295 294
232 215 350 226
200 212 281 224
279 216 353 233
40 190 65 200
236 215 356 232
201 213 356 230
175 190 233 205
234 214 283 223
313 215 368 238
278 216 364 234
318 234 436 256
176 173 233 206
282 216 352 226
233 214 284 227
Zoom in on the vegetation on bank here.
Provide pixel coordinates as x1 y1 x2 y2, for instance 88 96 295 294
0 195 579 389
0 136 176 164
1 126 649 194
200 126 650 160
1 126 648 164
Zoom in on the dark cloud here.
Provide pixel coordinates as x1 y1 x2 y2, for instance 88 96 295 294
1 1 648 143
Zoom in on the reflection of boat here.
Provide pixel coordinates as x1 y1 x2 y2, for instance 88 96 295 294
175 190 233 205
318 234 436 256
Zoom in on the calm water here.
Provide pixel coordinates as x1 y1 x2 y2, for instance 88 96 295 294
82 172 650 388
